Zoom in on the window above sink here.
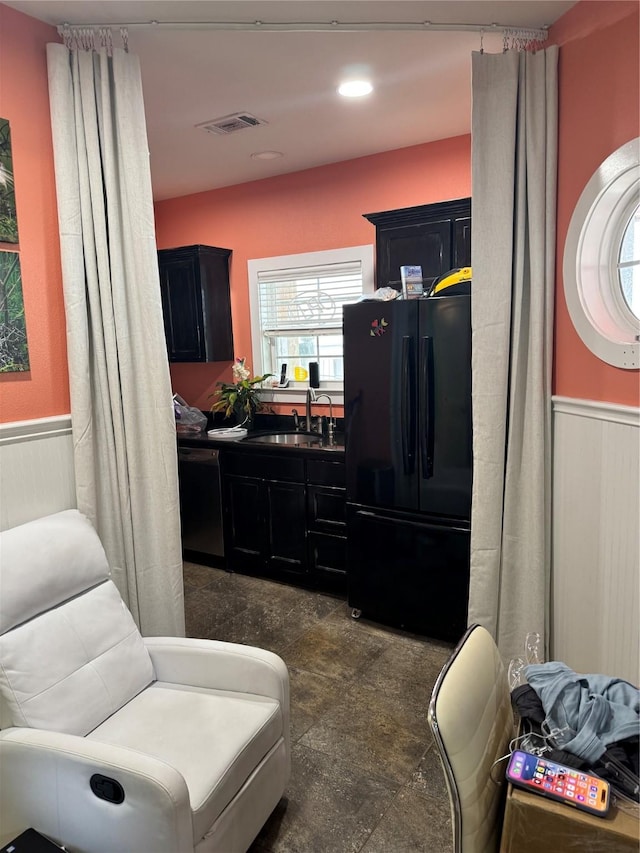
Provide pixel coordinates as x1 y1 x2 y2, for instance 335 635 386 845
248 244 374 392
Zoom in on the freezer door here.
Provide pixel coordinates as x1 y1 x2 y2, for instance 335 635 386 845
418 295 472 519
347 505 470 643
344 301 418 511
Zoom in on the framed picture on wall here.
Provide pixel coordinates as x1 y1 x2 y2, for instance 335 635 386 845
0 118 19 244
0 250 29 372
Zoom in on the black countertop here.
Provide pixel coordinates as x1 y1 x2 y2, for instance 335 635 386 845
177 413 345 460
178 430 345 458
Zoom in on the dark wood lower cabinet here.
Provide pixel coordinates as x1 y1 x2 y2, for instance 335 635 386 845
221 449 346 593
306 483 347 592
308 531 347 592
224 476 266 574
264 480 307 579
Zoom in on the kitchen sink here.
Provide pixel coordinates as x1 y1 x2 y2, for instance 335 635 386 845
244 432 316 445
242 430 343 450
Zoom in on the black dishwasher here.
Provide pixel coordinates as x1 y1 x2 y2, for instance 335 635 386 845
178 447 224 565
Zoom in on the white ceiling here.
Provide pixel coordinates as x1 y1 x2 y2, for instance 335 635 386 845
6 1 576 200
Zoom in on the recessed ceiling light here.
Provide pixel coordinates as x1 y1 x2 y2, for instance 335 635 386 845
338 80 373 98
250 150 284 160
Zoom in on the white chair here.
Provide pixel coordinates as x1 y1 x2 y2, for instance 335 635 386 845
427 624 514 853
0 510 290 853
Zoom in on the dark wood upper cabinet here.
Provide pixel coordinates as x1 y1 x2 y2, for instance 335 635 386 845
363 197 471 292
158 244 234 363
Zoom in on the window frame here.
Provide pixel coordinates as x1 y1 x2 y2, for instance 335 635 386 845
616 202 640 319
563 137 640 369
248 245 375 402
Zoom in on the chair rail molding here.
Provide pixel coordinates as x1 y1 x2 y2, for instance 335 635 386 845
0 415 76 531
552 396 640 427
551 396 639 684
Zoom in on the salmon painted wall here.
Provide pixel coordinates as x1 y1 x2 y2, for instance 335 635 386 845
155 135 471 412
550 0 639 406
3 0 636 424
0 5 67 423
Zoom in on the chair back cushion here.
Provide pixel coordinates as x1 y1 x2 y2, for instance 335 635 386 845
0 510 154 735
428 624 513 853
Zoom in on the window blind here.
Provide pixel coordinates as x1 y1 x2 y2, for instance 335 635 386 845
257 261 362 336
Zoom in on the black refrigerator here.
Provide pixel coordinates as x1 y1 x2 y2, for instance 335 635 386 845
343 295 472 642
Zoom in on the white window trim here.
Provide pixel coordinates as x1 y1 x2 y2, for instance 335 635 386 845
248 244 375 405
563 137 640 369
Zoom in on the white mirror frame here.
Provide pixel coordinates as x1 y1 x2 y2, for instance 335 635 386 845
563 137 640 369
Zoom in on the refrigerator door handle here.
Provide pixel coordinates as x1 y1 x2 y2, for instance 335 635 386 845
420 336 435 479
354 509 469 533
401 335 415 475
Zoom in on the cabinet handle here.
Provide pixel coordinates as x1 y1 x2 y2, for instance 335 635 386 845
355 510 468 534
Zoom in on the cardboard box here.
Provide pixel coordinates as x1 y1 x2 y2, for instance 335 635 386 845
500 781 639 852
399 265 423 299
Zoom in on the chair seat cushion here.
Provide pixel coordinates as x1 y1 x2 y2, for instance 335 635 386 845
87 682 283 841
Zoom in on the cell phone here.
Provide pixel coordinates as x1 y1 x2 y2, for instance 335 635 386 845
506 750 610 817
279 364 287 385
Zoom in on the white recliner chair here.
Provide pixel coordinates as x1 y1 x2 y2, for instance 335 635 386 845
0 510 290 853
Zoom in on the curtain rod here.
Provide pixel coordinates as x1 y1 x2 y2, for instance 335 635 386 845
58 21 548 40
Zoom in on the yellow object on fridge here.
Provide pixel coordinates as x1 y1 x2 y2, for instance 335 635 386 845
428 267 472 296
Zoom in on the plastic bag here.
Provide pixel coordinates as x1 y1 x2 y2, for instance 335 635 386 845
358 286 402 302
173 394 207 435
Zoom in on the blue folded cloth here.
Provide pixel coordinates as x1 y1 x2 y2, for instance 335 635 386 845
525 661 640 763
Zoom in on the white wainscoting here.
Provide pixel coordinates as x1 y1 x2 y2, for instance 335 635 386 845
552 397 639 684
0 415 76 532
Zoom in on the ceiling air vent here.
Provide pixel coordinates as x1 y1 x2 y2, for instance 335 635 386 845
196 113 268 135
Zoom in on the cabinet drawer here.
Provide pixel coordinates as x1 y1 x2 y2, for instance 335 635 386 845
223 451 304 483
309 531 347 587
306 459 346 488
307 485 346 531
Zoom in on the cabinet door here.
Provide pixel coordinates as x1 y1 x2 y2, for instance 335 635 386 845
377 219 451 292
453 216 472 268
200 250 234 362
224 475 265 573
158 245 233 363
159 254 204 361
264 480 307 578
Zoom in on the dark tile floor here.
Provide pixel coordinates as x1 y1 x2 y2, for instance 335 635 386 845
183 562 455 853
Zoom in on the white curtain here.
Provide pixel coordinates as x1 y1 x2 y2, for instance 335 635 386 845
47 37 185 637
468 47 558 664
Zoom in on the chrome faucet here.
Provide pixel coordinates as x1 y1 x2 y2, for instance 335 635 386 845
305 387 317 431
306 388 334 438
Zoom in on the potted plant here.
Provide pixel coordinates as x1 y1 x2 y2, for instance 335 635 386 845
209 357 273 427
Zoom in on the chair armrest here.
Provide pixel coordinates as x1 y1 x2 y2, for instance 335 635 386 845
143 637 289 708
0 727 193 853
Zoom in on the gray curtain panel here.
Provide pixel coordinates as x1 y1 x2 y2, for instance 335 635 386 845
46 41 184 637
468 47 558 664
